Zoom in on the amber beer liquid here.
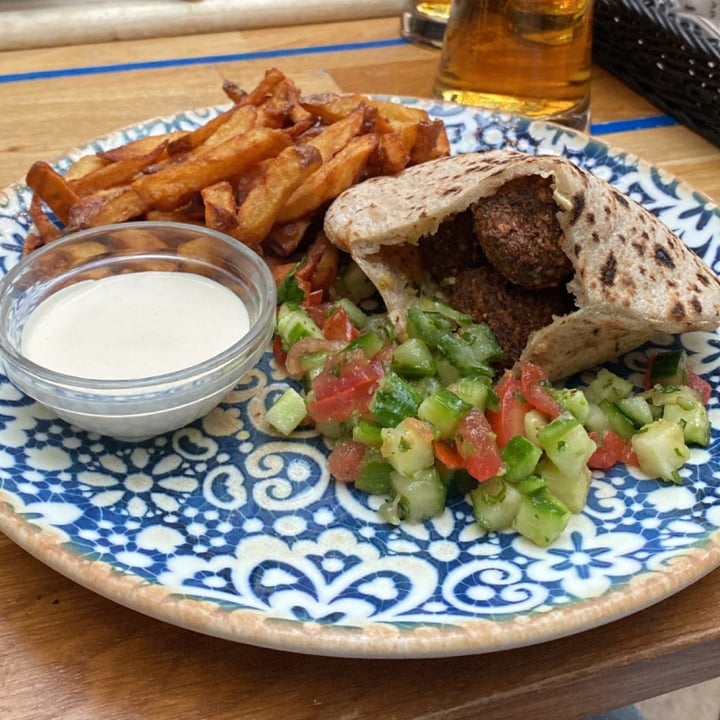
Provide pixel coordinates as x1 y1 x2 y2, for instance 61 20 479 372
401 0 452 48
433 0 593 129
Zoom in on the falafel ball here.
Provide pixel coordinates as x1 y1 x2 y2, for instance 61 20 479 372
442 264 575 366
471 175 572 289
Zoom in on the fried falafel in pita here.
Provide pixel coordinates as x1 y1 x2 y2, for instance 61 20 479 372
324 150 720 380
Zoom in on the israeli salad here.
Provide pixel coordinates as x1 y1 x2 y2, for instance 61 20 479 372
267 256 712 546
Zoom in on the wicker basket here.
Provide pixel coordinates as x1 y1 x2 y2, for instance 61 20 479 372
593 0 720 146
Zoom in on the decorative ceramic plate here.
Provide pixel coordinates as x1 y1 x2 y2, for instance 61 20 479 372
1 99 719 659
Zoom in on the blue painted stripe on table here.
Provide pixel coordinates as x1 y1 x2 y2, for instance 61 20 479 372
591 115 678 135
0 37 407 84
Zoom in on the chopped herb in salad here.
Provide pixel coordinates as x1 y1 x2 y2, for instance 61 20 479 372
266 259 712 547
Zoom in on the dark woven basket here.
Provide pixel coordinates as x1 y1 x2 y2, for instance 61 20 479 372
593 0 720 146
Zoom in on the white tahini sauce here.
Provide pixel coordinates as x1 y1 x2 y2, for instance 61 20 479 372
22 271 251 380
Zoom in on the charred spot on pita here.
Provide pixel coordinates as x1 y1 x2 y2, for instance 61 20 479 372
670 301 686 320
654 244 675 268
600 251 617 286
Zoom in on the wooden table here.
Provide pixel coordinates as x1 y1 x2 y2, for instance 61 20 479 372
2 16 720 720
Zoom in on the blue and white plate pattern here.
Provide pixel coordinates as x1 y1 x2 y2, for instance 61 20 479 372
0 99 719 658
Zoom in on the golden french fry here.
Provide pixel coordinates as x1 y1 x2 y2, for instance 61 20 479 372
172 106 257 158
370 131 411 176
28 192 61 250
234 144 323 248
187 106 258 158
303 106 369 162
21 69 450 260
98 131 185 162
238 67 288 107
69 186 148 228
108 227 171 252
264 217 314 257
410 118 451 164
277 133 378 223
71 143 167 196
300 93 366 123
132 127 292 212
370 99 429 124
64 154 110 181
201 181 238 234
26 161 80 225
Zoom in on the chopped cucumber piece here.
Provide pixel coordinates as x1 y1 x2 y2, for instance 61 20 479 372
631 418 690 482
370 372 422 427
512 488 571 546
345 330 384 359
663 402 711 446
552 387 590 423
418 388 471 439
450 375 498 412
384 467 447 523
441 467 477 498
392 337 437 378
436 331 496 376
275 302 322 350
537 416 597 479
598 399 636 441
583 401 610 435
585 368 634 404
616 395 654 429
516 475 547 495
539 459 592 513
336 261 376 303
406 303 455 348
334 297 368 329
524 409 549 446
355 457 393 495
265 388 307 436
501 435 542 482
380 418 435 475
352 418 384 447
471 477 522 532
649 349 688 387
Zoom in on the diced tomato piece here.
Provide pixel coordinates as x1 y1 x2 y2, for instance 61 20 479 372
434 440 465 470
487 371 530 448
519 361 562 418
455 409 503 482
322 306 362 342
305 301 332 328
327 440 367 483
588 430 638 469
307 349 383 422
687 369 712 406
272 334 287 369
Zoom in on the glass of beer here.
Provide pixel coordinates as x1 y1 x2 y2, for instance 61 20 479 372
432 0 594 130
401 0 452 48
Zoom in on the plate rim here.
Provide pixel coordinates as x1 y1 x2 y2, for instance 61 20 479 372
1 97 719 659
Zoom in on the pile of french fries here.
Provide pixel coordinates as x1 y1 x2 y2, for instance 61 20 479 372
23 68 450 259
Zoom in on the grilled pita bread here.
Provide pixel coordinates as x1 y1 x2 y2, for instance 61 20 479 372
324 150 720 379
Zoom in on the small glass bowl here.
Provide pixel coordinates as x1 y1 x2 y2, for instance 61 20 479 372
0 221 276 441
